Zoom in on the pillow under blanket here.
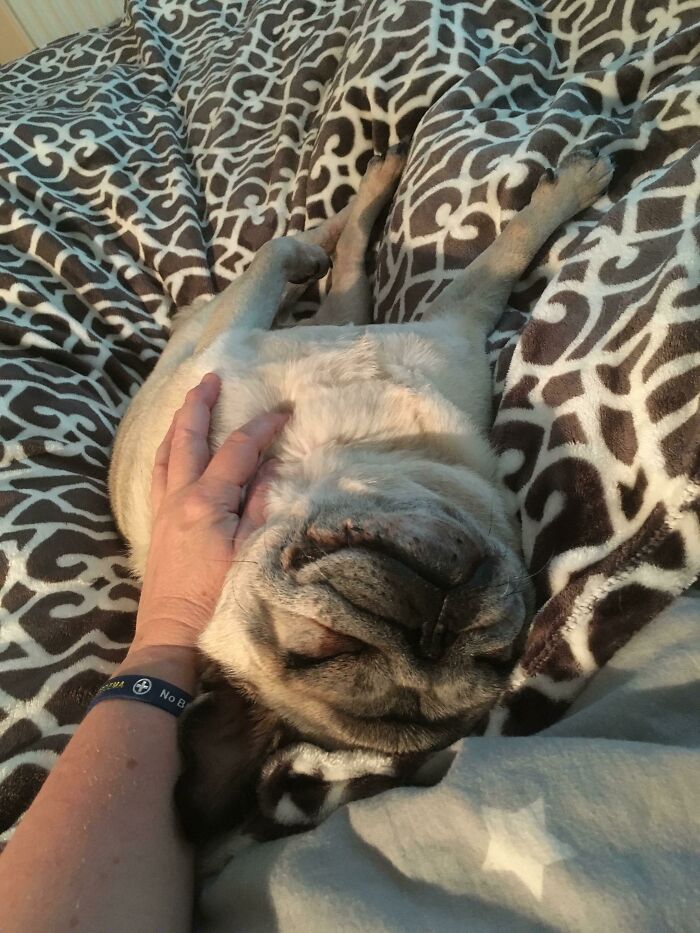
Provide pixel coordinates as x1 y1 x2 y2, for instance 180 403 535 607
0 0 698 848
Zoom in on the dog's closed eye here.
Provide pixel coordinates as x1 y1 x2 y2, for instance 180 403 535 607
274 612 365 661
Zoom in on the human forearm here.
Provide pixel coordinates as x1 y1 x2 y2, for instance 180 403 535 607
0 645 197 933
0 378 285 932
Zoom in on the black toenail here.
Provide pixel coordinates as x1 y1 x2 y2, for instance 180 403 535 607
389 140 409 156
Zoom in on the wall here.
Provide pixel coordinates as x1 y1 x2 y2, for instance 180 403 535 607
0 0 123 64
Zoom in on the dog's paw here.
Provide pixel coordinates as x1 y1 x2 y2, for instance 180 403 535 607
286 242 332 284
535 147 613 213
262 237 331 285
363 140 409 193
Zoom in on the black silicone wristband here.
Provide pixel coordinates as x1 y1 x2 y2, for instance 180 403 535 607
88 675 193 717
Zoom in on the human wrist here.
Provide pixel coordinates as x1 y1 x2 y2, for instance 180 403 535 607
116 644 200 694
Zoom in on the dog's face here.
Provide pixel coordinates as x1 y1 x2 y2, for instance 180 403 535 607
178 463 533 840
218 505 528 737
205 459 532 730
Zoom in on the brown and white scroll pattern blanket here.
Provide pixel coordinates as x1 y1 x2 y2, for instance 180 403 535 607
0 0 698 847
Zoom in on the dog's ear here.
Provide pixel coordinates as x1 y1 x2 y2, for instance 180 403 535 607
175 678 288 844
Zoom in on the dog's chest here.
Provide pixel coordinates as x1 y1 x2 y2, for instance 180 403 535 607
202 322 484 451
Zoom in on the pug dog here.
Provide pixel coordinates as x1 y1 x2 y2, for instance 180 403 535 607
109 144 613 842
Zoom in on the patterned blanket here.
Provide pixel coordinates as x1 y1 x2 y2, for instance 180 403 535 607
0 0 698 852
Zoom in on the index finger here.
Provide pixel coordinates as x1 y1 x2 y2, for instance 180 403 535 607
167 373 221 493
232 458 280 558
201 411 289 492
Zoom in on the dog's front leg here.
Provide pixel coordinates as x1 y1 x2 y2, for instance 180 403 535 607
422 149 614 338
109 222 349 531
193 237 332 351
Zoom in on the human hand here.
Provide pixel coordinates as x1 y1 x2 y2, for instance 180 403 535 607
129 372 288 656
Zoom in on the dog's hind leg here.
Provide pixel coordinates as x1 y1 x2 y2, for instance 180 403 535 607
305 143 408 326
422 149 613 339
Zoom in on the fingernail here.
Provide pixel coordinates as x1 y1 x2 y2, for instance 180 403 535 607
201 373 221 393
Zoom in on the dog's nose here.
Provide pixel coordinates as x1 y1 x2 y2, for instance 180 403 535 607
288 533 498 658
284 519 484 590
